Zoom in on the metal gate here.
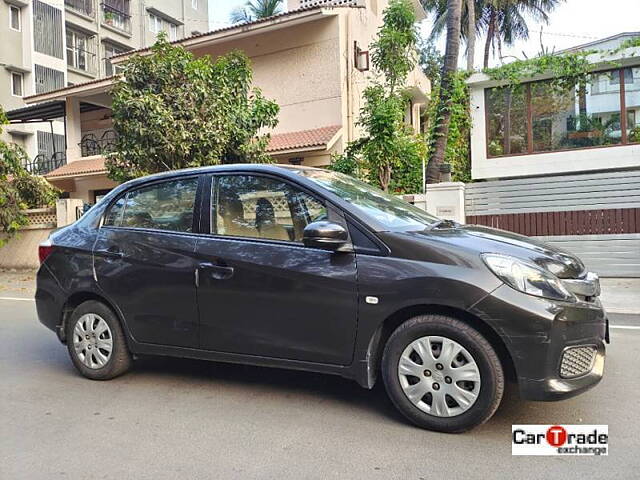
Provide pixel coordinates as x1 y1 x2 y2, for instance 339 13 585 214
465 170 640 277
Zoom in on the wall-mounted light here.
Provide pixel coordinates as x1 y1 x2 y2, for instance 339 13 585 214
354 41 369 72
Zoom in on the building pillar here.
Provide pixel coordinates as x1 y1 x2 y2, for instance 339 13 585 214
402 182 467 224
56 198 84 227
65 97 82 162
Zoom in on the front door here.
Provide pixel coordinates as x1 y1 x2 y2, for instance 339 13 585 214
93 177 201 348
195 174 358 365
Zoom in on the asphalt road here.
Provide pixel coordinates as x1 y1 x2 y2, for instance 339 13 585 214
1 298 639 480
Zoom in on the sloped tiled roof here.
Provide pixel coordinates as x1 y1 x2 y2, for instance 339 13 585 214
267 125 341 152
45 157 109 179
44 125 342 179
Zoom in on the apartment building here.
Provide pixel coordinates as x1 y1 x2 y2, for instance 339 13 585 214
8 0 429 203
1 0 208 171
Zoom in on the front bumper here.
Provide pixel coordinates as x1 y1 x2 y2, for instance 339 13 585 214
470 284 608 401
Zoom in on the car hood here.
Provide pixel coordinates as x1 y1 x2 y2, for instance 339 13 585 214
381 224 586 279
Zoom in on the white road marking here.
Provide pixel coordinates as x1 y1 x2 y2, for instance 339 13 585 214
610 325 640 330
0 297 35 302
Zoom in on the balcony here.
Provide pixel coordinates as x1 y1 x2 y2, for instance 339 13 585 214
101 2 131 34
23 152 67 176
65 0 95 18
80 129 117 157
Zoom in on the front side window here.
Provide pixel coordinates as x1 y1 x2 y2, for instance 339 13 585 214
11 72 23 97
10 5 21 31
213 175 327 242
107 178 198 232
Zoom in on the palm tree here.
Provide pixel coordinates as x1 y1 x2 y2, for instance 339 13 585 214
422 0 563 69
230 0 284 24
426 0 463 184
466 0 476 70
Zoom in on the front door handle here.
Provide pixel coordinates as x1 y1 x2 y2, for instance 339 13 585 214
199 262 234 281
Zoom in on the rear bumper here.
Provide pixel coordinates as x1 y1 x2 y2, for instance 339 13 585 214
35 264 66 341
470 285 607 402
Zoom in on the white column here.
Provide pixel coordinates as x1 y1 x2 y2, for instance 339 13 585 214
65 97 82 162
56 198 85 227
424 182 466 223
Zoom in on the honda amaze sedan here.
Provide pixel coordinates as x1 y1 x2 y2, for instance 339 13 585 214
35 165 608 432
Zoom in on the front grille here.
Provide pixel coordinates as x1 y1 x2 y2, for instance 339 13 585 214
560 346 597 378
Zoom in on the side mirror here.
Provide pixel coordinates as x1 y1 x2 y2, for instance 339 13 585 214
303 221 350 251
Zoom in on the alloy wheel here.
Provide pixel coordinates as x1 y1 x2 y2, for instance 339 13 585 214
397 336 481 417
72 313 113 369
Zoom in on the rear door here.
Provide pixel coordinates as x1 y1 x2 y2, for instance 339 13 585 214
194 173 359 365
93 176 202 348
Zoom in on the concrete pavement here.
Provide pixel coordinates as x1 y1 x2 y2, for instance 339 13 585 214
1 298 639 479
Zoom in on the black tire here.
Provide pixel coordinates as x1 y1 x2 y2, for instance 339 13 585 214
65 300 132 380
382 314 504 433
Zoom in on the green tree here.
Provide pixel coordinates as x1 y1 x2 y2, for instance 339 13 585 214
329 0 426 193
107 34 279 182
230 0 283 24
423 0 563 69
425 0 463 184
0 108 59 245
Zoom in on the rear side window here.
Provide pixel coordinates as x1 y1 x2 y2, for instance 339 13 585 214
105 178 198 233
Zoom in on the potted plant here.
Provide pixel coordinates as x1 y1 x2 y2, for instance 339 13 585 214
104 10 115 26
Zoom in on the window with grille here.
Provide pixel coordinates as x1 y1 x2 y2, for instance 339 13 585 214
34 64 65 94
37 131 66 158
33 0 64 59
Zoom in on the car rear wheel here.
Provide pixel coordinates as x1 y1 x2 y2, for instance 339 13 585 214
66 300 132 380
382 314 504 433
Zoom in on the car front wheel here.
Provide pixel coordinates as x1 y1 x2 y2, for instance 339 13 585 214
66 300 132 380
382 314 504 433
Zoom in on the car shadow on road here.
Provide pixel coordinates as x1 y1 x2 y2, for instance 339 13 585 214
132 354 407 423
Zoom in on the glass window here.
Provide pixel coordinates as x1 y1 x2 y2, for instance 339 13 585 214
104 196 125 226
10 6 21 31
213 175 327 242
120 178 198 232
192 0 198 9
624 67 640 143
485 86 528 156
297 169 440 231
169 23 177 41
11 72 23 97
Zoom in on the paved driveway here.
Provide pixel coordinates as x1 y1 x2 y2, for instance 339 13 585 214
1 298 638 480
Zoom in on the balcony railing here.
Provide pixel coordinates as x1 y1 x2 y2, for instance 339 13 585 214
80 130 117 157
24 152 67 176
101 3 131 34
65 0 94 18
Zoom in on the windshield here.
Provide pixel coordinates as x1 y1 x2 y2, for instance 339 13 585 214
296 169 440 231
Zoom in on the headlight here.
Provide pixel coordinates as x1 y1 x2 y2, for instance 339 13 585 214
482 254 576 302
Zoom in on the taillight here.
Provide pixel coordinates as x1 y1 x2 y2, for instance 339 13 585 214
38 239 55 264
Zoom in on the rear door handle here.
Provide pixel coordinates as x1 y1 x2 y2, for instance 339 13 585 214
199 262 234 281
95 248 123 259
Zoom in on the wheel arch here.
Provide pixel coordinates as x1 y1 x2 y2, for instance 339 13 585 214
59 291 126 344
363 304 517 388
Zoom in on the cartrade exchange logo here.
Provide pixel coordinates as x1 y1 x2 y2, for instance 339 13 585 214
512 425 608 456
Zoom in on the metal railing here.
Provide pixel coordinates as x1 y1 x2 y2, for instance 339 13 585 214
80 129 117 157
65 0 94 18
23 152 67 176
101 3 131 33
